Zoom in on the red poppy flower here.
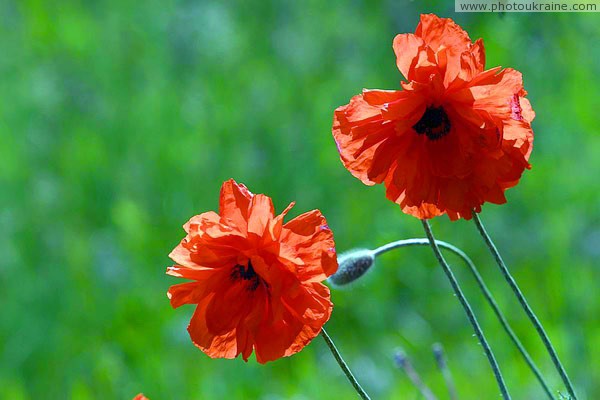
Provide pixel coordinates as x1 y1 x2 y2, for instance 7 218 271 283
133 395 149 400
333 14 534 220
166 179 337 364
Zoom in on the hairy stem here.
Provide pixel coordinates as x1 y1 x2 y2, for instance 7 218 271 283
421 219 510 399
321 328 371 400
375 238 553 398
472 211 577 400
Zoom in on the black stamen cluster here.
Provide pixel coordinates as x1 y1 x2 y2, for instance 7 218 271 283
413 106 451 140
231 261 260 291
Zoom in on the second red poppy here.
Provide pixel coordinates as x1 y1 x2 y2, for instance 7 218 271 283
333 14 535 220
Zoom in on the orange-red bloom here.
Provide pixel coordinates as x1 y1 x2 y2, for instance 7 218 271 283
167 179 338 363
132 395 148 400
333 14 534 220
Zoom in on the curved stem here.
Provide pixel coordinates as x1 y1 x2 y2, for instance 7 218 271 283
421 219 511 399
321 328 371 400
373 238 434 256
375 238 554 398
472 211 577 400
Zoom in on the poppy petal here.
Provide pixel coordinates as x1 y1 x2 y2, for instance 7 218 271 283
188 296 241 360
247 194 276 237
219 179 253 232
281 210 337 282
333 95 399 185
393 33 425 80
167 281 204 308
416 14 472 56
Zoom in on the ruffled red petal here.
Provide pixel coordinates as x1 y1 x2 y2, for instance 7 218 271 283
333 91 424 185
219 179 253 232
280 209 337 282
416 14 472 55
187 296 243 360
393 33 425 80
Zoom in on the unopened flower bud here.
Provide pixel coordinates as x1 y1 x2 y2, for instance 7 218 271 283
328 249 375 286
393 348 408 368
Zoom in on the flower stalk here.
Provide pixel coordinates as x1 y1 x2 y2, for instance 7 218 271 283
373 238 553 398
421 219 511 399
321 328 371 400
333 236 553 397
432 344 458 400
394 348 437 400
472 211 577 400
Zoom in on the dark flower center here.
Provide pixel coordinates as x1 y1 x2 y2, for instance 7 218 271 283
413 106 451 140
231 261 261 291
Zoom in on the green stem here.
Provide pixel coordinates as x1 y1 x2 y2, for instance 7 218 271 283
472 211 577 400
321 328 371 400
375 239 554 399
421 219 511 399
432 343 458 400
394 349 438 400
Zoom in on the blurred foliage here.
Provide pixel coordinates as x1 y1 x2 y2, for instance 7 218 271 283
1 0 599 399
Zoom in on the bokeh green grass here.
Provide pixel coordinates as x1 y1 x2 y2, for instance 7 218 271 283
1 1 599 399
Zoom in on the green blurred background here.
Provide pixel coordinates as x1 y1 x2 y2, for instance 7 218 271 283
1 1 599 399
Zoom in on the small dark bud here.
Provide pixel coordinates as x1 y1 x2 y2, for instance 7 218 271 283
432 343 444 364
393 348 408 368
433 342 451 372
328 249 375 286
